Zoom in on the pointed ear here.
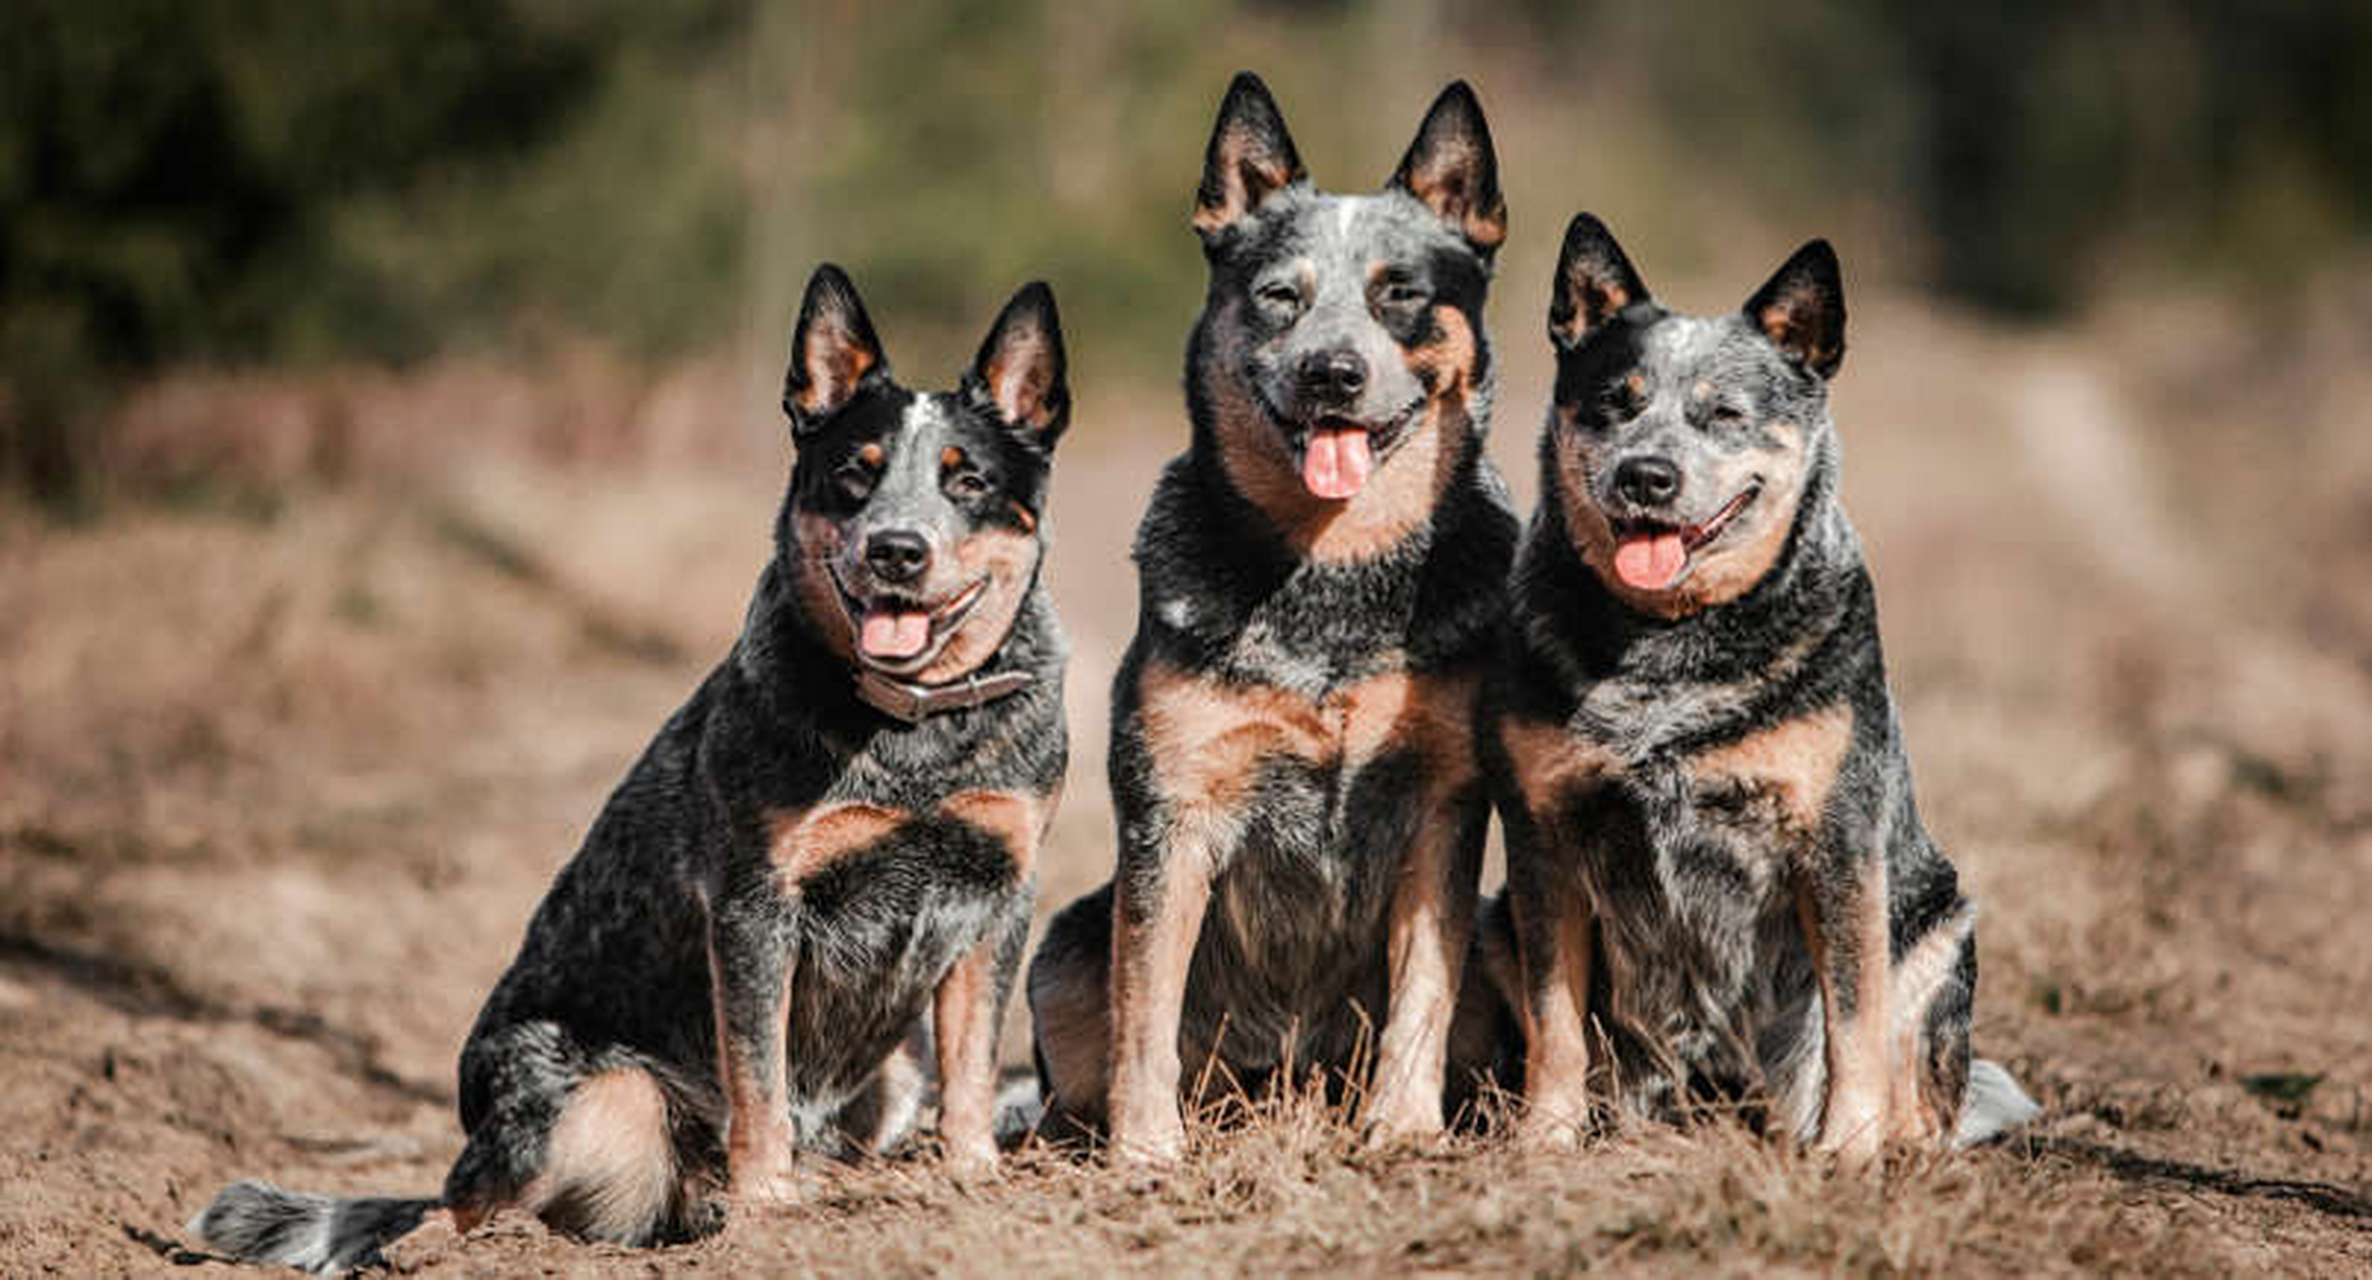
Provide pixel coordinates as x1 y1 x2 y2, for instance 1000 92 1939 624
782 264 887 435
1548 213 1650 350
1193 72 1306 243
965 281 1069 446
1743 240 1846 379
1388 80 1506 256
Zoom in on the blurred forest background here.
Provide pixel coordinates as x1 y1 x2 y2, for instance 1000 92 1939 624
4 0 2369 510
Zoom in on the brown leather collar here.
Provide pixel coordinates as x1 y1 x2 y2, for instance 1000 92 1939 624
854 666 1035 724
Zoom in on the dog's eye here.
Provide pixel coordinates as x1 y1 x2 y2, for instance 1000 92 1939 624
836 463 877 501
946 471 991 500
1255 281 1301 309
1378 281 1428 308
1709 404 1748 426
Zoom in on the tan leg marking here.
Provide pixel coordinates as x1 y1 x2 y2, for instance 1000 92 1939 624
934 936 1004 1173
1516 890 1596 1150
1107 849 1213 1166
1799 861 1892 1164
930 788 1046 1169
707 930 797 1202
1887 904 1974 1144
1495 713 1622 1147
1353 671 1485 1142
515 1068 677 1242
713 803 905 1202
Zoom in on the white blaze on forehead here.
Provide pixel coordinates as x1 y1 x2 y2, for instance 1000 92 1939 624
885 396 949 481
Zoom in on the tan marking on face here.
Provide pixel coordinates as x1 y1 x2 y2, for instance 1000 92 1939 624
791 511 858 662
941 445 965 471
768 802 907 887
934 936 1004 1167
912 524 1041 684
1203 302 1475 564
1009 500 1037 532
1552 419 1811 619
517 1067 676 1240
938 788 1045 880
1683 703 1853 836
857 442 885 468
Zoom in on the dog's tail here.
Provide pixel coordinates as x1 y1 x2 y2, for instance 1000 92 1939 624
190 1180 436 1275
1952 1057 2041 1148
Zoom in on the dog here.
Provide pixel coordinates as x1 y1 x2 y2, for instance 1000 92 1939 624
1474 213 2038 1158
1025 72 1520 1163
192 264 1074 1271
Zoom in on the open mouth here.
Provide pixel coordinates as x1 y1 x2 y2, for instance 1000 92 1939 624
834 576 987 673
1607 482 1760 592
1273 402 1422 502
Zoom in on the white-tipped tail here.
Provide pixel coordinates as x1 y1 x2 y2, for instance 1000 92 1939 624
189 1180 435 1275
1953 1058 2041 1148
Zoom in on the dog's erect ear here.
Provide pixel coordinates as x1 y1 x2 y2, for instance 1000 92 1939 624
1388 80 1506 256
965 281 1069 447
1549 213 1650 350
1743 240 1846 380
783 263 888 436
1194 72 1306 243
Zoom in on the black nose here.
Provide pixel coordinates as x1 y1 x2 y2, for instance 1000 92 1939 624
1295 348 1368 405
863 530 931 584
1613 457 1682 507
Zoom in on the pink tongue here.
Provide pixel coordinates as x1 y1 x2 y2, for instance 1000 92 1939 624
1301 426 1373 500
1613 532 1688 590
860 610 931 659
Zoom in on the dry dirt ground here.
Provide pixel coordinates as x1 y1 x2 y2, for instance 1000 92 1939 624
5 286 2372 1275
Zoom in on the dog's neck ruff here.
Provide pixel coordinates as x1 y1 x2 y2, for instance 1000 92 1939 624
853 665 1034 724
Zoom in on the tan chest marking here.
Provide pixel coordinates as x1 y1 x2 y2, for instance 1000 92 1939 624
1681 704 1853 837
938 788 1047 879
768 802 907 888
1139 660 1478 810
1497 714 1623 819
768 789 1047 890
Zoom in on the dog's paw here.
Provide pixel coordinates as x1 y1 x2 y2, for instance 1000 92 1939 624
942 1138 1000 1185
1514 1108 1588 1153
726 1147 802 1209
1360 1095 1444 1152
1107 1116 1185 1169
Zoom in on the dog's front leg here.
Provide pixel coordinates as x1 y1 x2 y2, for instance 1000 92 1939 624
1106 808 1217 1167
708 889 801 1204
933 936 1004 1173
1797 848 1892 1164
1365 790 1485 1144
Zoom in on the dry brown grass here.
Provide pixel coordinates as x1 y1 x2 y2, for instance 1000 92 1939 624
5 279 2371 1274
